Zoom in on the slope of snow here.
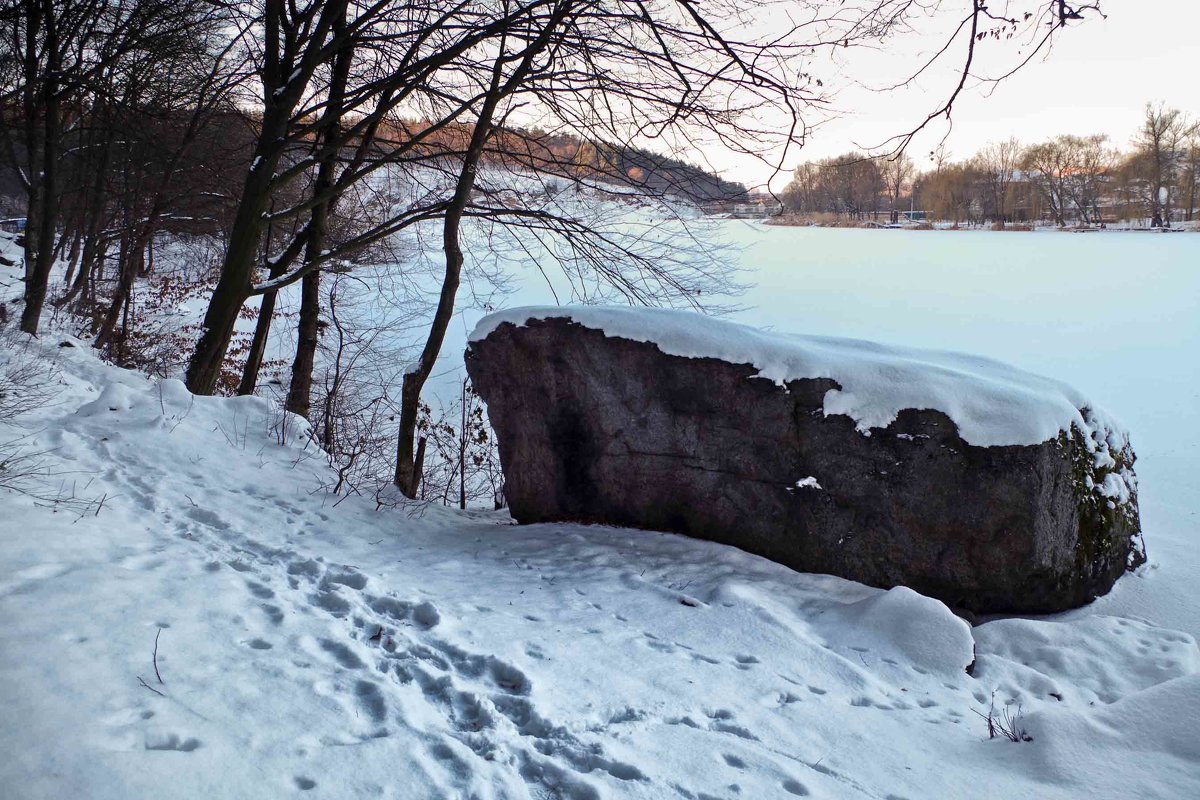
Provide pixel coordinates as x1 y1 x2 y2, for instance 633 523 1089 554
471 305 1123 449
2 319 1198 800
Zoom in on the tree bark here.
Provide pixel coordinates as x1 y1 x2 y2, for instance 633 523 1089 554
285 268 321 417
283 10 352 417
184 125 285 393
94 223 148 350
19 1 60 335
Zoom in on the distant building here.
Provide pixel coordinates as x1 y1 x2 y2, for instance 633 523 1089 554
0 217 26 233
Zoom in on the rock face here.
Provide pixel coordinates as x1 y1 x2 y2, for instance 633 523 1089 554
466 312 1144 613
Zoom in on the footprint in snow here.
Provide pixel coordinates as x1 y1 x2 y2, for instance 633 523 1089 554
319 638 365 670
311 590 351 617
355 680 387 723
186 506 229 531
365 596 439 628
428 741 472 777
666 715 700 729
643 635 676 654
322 569 367 591
245 580 274 600
287 558 323 578
782 778 810 796
704 709 759 741
144 733 201 752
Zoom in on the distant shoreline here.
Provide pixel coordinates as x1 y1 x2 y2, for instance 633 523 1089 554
746 217 1200 234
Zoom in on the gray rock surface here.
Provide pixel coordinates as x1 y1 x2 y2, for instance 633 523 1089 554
466 317 1144 613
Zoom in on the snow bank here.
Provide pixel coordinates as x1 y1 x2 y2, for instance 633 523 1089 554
811 586 976 676
471 306 1125 448
1020 674 1200 797
973 615 1199 705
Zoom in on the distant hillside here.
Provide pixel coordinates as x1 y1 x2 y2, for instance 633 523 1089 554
339 118 748 205
519 130 749 204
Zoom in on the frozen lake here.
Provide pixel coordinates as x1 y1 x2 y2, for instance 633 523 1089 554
721 225 1199 458
466 224 1200 462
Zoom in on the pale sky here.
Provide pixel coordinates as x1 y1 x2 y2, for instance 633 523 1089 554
705 0 1200 191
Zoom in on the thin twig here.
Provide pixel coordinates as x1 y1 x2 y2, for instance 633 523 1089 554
137 676 165 697
153 628 164 684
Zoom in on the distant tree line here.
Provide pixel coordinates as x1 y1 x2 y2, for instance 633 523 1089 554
780 103 1200 228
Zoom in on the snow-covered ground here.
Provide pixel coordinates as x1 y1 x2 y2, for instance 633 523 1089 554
2 226 1200 799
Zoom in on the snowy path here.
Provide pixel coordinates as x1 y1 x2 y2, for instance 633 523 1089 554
2 337 1200 799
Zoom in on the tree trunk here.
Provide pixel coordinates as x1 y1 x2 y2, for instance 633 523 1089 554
394 219 465 496
459 378 468 509
57 123 112 310
282 12 353 417
61 230 82 288
390 9 562 496
184 137 283 394
95 226 146 350
237 290 279 396
236 202 287 396
285 268 321 418
19 5 60 335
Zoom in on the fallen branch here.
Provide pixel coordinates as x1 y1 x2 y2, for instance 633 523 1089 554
153 628 164 684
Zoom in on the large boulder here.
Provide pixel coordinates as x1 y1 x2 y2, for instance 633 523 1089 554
465 307 1145 613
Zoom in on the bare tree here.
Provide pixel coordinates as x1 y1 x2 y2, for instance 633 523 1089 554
880 154 914 223
1180 132 1200 223
1064 134 1115 225
976 138 1022 226
184 1 582 396
1133 102 1196 227
1022 137 1075 226
90 5 244 356
0 0 217 335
